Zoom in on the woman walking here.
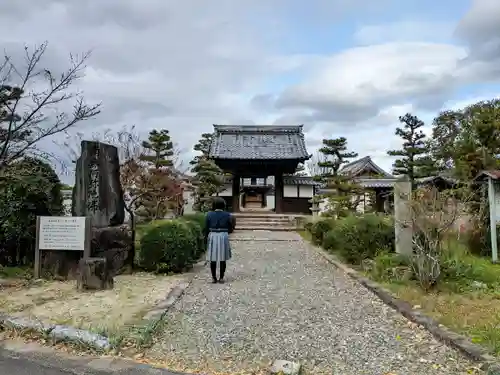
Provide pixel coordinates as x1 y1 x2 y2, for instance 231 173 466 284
204 197 235 283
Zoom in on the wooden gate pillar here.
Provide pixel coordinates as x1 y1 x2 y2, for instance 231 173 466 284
274 173 284 213
232 175 240 212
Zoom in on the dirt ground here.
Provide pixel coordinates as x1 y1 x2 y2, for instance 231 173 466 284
0 273 188 334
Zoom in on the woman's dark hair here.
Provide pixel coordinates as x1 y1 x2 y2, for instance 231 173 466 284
212 197 226 211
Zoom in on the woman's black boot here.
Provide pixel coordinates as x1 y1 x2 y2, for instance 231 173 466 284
210 261 218 283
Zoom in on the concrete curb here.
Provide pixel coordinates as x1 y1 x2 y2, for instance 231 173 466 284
142 260 203 321
308 244 500 374
0 314 112 351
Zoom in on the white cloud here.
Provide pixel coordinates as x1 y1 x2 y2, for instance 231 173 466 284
277 42 466 109
354 21 454 45
2 0 500 183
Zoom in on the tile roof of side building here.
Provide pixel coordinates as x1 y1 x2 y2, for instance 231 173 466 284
340 156 395 178
208 125 310 160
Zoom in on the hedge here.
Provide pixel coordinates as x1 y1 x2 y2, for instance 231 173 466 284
322 214 395 264
180 213 206 232
137 219 199 273
307 218 336 245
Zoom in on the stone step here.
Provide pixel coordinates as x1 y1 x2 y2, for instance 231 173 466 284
236 217 291 223
236 220 295 227
234 226 298 232
233 213 306 219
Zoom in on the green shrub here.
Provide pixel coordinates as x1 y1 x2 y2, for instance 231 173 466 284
441 241 500 288
304 221 313 232
0 157 64 266
463 222 500 257
180 213 206 256
309 219 336 245
138 220 197 273
181 213 206 231
322 214 395 264
183 220 205 258
369 252 411 282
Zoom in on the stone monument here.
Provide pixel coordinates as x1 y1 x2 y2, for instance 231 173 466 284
72 141 133 276
72 141 125 227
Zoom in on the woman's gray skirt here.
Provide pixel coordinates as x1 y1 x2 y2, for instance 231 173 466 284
206 231 232 262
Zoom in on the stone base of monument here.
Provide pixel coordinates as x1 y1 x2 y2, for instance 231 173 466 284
42 250 81 280
76 257 114 291
91 224 133 276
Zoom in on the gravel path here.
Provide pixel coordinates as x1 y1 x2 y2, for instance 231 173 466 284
147 231 481 375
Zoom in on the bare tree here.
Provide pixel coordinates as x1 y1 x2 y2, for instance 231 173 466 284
408 186 468 291
58 126 186 175
57 125 143 165
0 42 101 169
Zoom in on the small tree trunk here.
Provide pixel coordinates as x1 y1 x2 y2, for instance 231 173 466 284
124 204 136 271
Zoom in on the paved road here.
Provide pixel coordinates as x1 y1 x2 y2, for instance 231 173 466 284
0 342 179 375
1 355 68 375
0 348 99 375
147 231 480 375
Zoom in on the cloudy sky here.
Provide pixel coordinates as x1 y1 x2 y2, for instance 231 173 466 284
1 0 500 182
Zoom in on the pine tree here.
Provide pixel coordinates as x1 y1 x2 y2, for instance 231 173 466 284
317 137 358 180
190 132 213 165
387 113 435 188
316 137 361 216
190 132 224 211
140 129 174 169
136 129 177 219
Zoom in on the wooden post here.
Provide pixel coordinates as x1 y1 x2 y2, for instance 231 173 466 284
84 216 92 259
275 173 283 213
34 216 41 279
488 177 498 263
232 175 240 212
394 180 413 256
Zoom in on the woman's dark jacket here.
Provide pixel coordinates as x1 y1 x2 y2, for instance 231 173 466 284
203 210 236 240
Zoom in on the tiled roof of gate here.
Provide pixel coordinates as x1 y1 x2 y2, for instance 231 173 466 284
208 125 310 160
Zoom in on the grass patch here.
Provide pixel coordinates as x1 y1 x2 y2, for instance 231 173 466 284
368 241 500 357
0 273 183 355
0 273 185 336
84 314 169 352
385 282 500 355
0 265 32 279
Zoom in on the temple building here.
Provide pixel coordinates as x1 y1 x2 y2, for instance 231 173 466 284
317 156 397 213
208 125 318 214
